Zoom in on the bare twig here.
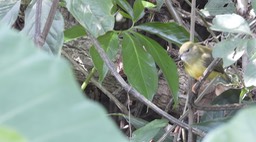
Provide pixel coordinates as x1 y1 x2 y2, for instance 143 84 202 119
183 0 219 42
187 0 197 141
34 0 42 45
37 0 59 47
193 58 222 94
61 50 130 115
81 67 96 90
190 0 196 42
165 0 183 25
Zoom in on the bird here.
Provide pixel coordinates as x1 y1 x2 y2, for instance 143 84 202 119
179 41 230 82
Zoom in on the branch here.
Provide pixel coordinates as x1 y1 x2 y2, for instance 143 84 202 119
193 58 222 94
87 32 206 137
35 0 59 47
34 0 42 46
165 0 183 25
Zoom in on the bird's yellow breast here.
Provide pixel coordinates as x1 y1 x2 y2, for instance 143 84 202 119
184 60 219 80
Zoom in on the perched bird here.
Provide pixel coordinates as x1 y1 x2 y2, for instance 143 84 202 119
179 41 229 82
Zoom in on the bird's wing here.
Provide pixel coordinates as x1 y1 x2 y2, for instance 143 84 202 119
202 53 225 74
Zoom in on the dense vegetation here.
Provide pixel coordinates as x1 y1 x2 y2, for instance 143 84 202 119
0 0 256 142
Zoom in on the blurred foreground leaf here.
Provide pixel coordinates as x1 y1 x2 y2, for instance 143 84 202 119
244 61 256 87
203 106 256 142
0 24 128 142
212 38 247 67
211 14 252 35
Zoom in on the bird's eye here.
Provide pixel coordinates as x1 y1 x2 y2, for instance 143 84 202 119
185 48 190 53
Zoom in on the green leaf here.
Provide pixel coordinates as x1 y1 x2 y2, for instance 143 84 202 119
240 87 249 101
247 39 256 61
0 24 128 142
202 106 256 142
200 0 235 17
122 32 158 101
64 25 86 43
193 118 230 133
142 1 156 8
90 32 119 82
132 32 179 106
211 14 252 35
212 38 247 67
0 126 27 142
21 0 64 55
244 61 256 87
252 0 256 12
118 10 132 19
66 0 114 37
133 0 144 22
156 0 164 11
134 22 190 46
120 114 173 142
0 0 20 26
195 89 241 132
114 0 134 19
121 115 148 129
131 119 168 142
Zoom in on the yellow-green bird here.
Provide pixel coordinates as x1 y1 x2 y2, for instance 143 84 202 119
179 41 229 81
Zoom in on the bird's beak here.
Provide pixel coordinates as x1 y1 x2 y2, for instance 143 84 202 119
178 54 182 60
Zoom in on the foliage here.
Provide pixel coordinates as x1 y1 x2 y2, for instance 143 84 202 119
0 24 128 142
1 0 256 142
0 0 185 141
203 106 256 142
65 0 188 103
200 0 256 141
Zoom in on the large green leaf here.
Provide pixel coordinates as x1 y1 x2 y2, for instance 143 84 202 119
211 14 252 35
66 0 114 38
114 0 134 19
244 61 256 87
156 0 164 11
195 89 240 132
120 114 173 142
142 1 156 9
131 119 168 142
247 39 256 61
0 126 26 142
64 25 86 43
21 0 64 55
202 106 256 142
134 22 190 46
132 32 179 105
90 31 119 82
122 32 158 101
200 0 235 17
0 24 128 142
212 38 247 67
133 0 144 22
252 0 256 12
0 0 20 26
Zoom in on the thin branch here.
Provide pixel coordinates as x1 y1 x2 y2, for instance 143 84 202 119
34 0 42 46
61 50 130 115
193 58 222 94
187 0 197 141
165 0 183 25
189 0 196 42
87 32 206 137
38 0 59 47
81 67 96 90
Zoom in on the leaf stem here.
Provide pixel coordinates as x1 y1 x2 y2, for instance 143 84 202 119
81 67 96 90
